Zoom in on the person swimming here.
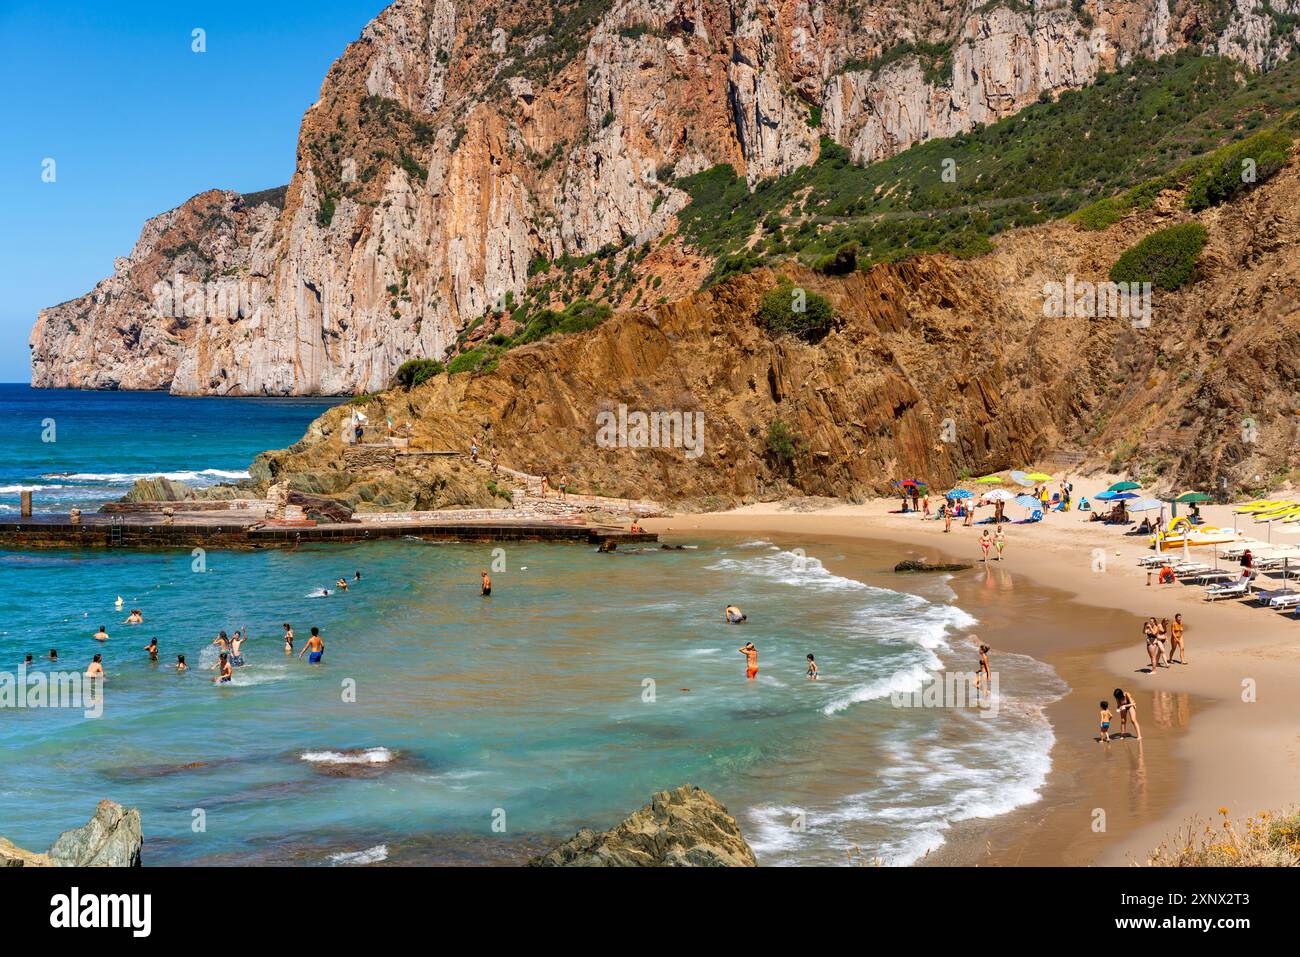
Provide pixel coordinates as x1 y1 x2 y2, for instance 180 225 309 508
724 605 747 624
336 578 349 591
123 608 143 625
93 625 109 642
806 654 818 680
283 622 294 655
86 653 105 681
213 652 232 685
23 653 33 668
143 637 158 662
176 654 188 674
299 627 324 664
739 642 758 680
48 649 57 662
355 570 361 582
481 571 491 597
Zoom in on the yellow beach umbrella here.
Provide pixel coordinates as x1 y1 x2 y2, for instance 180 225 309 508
975 475 1003 484
1025 472 1054 482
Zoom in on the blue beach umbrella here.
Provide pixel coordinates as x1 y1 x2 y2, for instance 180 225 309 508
1014 494 1042 508
946 489 974 499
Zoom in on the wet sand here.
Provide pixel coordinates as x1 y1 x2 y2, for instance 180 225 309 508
648 494 1300 866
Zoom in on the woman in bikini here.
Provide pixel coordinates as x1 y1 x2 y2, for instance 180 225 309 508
1143 618 1168 671
283 622 294 655
976 642 991 697
1169 613 1186 664
1113 688 1142 740
979 528 992 562
993 528 1006 560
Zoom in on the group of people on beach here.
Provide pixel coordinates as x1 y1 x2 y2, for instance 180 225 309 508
1141 614 1187 671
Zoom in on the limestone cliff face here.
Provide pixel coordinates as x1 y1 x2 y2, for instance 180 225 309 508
30 0 1299 394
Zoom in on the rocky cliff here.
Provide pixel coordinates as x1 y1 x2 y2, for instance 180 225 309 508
31 0 1300 395
245 136 1300 503
1 800 143 867
530 784 758 865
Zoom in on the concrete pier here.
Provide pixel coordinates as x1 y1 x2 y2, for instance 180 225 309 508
0 510 657 551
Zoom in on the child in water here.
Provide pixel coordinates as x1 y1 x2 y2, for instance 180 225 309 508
806 654 818 680
1098 701 1112 743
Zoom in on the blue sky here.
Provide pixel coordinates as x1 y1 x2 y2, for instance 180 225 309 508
0 0 391 383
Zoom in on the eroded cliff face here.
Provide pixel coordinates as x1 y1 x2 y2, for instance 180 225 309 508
251 142 1300 504
30 0 1300 394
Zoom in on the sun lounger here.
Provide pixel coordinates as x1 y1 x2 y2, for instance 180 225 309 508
1183 569 1235 584
1018 509 1043 524
1259 589 1300 607
1205 578 1252 601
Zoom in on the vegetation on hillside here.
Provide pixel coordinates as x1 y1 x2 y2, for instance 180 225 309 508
671 52 1300 283
1147 807 1300 866
1109 223 1208 290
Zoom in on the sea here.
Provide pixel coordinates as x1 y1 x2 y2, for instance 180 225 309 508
0 384 1066 865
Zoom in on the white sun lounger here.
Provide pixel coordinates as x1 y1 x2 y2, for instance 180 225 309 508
1205 578 1251 600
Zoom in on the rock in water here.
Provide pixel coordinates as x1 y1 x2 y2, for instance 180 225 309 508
530 785 757 867
894 559 973 572
46 800 143 867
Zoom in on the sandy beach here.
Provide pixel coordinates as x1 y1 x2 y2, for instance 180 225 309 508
647 485 1300 866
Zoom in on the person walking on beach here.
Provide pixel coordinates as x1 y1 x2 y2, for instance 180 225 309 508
1169 613 1187 664
1098 700 1112 743
559 473 568 500
739 642 759 680
299 628 324 664
1143 618 1168 671
994 528 1006 560
976 643 991 698
1113 688 1142 740
491 448 499 475
922 494 930 519
539 475 549 498
944 501 953 533
481 571 492 597
963 501 975 527
979 528 992 562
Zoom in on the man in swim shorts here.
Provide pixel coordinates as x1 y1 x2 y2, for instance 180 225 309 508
213 652 232 684
481 571 492 597
724 605 747 623
299 627 324 664
739 642 758 680
230 630 247 667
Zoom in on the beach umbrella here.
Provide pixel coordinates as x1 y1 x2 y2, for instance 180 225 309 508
1026 472 1054 482
1009 470 1035 487
1107 481 1141 492
1014 494 1042 509
946 489 974 499
1127 498 1163 511
1096 490 1138 501
975 475 1003 484
896 480 927 489
982 488 1014 501
1173 491 1213 503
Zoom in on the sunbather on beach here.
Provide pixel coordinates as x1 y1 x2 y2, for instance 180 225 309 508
1170 613 1186 664
1113 688 1142 740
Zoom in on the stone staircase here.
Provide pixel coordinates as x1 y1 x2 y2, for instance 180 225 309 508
462 456 666 518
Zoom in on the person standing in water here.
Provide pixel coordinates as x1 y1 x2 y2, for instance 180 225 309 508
299 628 324 664
86 654 105 681
1113 688 1142 740
93 625 109 642
806 654 818 680
481 571 492 597
283 623 294 655
739 642 758 680
230 630 247 667
976 643 991 698
176 655 188 674
724 605 747 623
143 637 158 662
213 652 232 685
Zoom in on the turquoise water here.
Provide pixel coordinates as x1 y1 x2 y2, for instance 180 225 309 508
0 387 1066 865
0 383 338 512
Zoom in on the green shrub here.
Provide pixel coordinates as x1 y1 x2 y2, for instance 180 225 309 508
1185 129 1291 210
814 242 858 275
1109 222 1208 290
766 419 800 464
757 284 835 342
392 358 444 388
514 299 611 345
447 348 493 375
